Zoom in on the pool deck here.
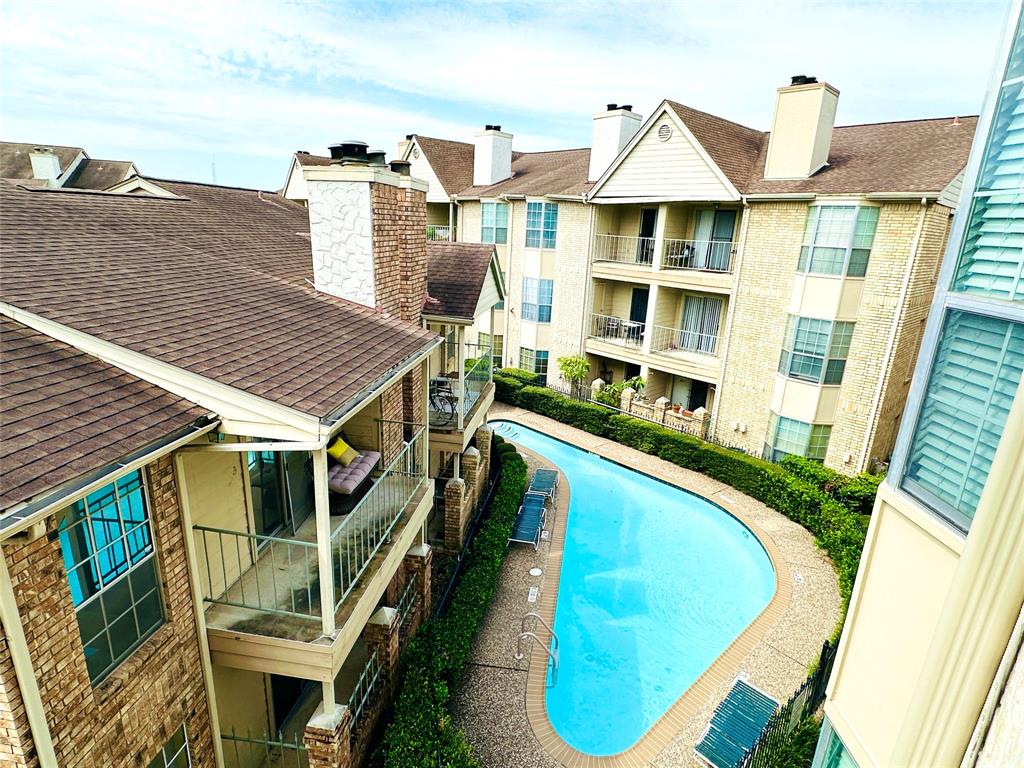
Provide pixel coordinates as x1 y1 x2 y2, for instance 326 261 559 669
451 404 841 768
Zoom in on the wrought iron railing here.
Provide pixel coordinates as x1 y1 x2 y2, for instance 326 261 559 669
593 233 656 265
426 224 451 241
662 238 735 272
587 313 645 348
332 428 427 611
220 727 308 768
649 324 720 356
194 526 320 619
348 650 384 735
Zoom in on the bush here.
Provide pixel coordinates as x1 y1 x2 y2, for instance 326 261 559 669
497 367 542 385
754 714 822 768
780 455 883 517
383 450 529 767
493 372 526 406
517 386 611 437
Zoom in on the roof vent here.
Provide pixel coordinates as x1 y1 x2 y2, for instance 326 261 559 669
607 103 618 111
790 75 818 86
389 159 411 176
621 104 633 112
367 150 387 167
484 124 494 131
492 125 502 132
328 140 369 165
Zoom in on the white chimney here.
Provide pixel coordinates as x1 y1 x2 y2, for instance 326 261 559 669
473 125 512 187
764 76 839 180
397 133 413 160
29 148 61 186
588 104 642 182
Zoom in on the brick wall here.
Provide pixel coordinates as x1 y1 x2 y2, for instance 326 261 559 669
0 457 215 768
371 182 427 324
0 634 33 766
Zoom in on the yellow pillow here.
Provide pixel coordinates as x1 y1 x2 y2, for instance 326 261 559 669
327 437 359 466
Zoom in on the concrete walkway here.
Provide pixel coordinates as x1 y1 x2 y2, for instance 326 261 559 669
452 403 840 767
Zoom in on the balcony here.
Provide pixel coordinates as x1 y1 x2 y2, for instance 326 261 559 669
662 238 735 273
593 234 656 266
587 313 645 348
427 334 495 451
426 224 452 241
650 323 720 357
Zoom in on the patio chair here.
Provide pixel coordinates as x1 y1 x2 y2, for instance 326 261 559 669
508 492 547 551
694 679 778 768
528 468 559 504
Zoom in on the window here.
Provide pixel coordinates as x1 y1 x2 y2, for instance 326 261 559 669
813 720 859 768
495 270 506 310
522 277 553 322
519 347 549 377
526 201 558 248
57 470 164 683
778 316 855 385
679 295 724 354
799 205 879 277
480 201 509 245
902 311 1024 529
148 723 190 768
478 332 503 365
764 413 832 462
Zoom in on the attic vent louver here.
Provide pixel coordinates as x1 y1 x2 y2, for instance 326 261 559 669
658 124 672 141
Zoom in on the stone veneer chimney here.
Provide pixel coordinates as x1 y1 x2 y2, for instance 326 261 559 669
303 149 429 324
588 104 642 182
764 76 839 180
473 125 513 187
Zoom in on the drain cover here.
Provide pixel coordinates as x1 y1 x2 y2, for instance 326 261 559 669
527 586 539 603
529 568 543 577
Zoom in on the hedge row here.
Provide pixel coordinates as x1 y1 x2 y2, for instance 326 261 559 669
383 446 529 768
494 370 869 605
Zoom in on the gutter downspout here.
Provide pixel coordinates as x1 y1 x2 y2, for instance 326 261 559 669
0 551 58 767
500 194 516 366
448 198 455 242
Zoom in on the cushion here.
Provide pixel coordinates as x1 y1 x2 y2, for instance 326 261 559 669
327 451 382 495
327 436 359 466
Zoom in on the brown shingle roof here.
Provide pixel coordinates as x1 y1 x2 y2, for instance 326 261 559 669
665 101 765 192
0 142 83 181
294 151 333 168
65 158 135 190
458 148 593 198
424 242 496 321
0 317 209 513
412 136 476 196
0 179 437 419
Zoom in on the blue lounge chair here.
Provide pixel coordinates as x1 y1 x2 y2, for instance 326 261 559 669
695 679 778 768
528 468 559 503
509 492 547 550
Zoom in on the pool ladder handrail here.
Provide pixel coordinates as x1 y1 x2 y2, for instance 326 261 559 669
516 611 558 658
515 613 559 688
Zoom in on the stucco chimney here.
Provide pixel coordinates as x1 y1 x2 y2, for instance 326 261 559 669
764 76 839 180
588 105 642 181
29 148 61 186
303 145 429 323
473 125 513 186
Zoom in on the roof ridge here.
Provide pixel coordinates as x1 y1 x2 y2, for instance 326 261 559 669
143 176 285 195
665 100 765 137
833 114 979 129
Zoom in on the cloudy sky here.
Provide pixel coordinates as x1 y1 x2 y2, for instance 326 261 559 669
0 0 1010 190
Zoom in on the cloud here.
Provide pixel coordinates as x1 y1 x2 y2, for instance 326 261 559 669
0 0 1008 188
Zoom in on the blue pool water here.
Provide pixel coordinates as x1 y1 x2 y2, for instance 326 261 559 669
492 421 776 756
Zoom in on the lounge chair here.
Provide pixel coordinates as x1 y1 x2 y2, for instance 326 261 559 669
695 679 778 768
509 492 547 550
528 468 559 503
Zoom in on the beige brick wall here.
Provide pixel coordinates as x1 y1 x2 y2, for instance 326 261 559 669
712 200 804 454
0 457 216 768
0 634 33 766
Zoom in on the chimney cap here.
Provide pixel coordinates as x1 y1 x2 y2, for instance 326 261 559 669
492 125 501 132
789 75 819 86
328 141 369 165
405 134 414 140
389 159 412 176
367 149 387 167
621 104 633 112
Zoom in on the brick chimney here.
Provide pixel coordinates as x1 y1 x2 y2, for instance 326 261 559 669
303 141 428 324
588 104 642 182
764 76 839 180
473 125 513 186
29 148 61 186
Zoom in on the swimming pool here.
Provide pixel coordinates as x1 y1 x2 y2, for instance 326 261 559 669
492 421 776 757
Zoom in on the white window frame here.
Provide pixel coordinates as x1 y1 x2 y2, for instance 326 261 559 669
480 201 509 245
525 200 558 249
798 202 880 278
147 723 191 768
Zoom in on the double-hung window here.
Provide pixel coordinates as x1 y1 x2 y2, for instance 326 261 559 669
764 413 832 462
799 205 879 277
522 277 553 322
526 202 558 248
479 332 503 365
57 470 164 683
148 723 191 768
519 347 549 377
778 316 856 384
495 270 506 310
481 201 509 245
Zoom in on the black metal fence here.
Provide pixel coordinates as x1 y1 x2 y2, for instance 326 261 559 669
737 640 838 768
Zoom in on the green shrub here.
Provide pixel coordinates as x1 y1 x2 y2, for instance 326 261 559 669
493 372 525 405
383 451 528 767
497 367 542 385
517 386 611 437
754 714 822 768
780 454 883 517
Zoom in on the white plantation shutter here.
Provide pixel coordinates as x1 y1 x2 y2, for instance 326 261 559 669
904 311 1024 526
680 295 722 354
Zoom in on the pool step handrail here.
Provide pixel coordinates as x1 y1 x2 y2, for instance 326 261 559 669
519 612 558 653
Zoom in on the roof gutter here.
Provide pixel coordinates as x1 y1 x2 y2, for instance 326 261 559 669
741 193 818 202
865 192 940 201
0 416 218 542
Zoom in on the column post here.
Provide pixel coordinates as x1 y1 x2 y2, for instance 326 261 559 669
312 448 335 638
303 703 351 768
404 543 433 622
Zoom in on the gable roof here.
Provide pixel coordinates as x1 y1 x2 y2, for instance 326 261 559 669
0 141 83 181
0 178 437 420
0 316 210 513
65 158 136 190
665 101 765 192
457 148 593 198
410 136 476 196
424 242 501 321
294 151 333 168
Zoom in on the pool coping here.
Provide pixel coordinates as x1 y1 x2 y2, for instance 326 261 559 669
493 411 794 768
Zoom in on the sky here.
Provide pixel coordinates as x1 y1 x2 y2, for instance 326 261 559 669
0 0 1011 191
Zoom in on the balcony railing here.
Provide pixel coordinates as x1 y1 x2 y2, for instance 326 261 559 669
650 324 720 356
588 313 645 348
593 234 656 266
463 345 491 418
332 428 427 611
662 239 735 272
221 728 308 768
426 224 452 241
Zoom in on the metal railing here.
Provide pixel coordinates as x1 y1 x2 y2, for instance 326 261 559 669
194 526 320 619
593 233 656 265
662 238 735 272
463 344 491 418
332 428 427 611
649 324 720 356
588 313 645 348
221 727 308 768
348 650 384 734
426 224 452 241
396 573 419 635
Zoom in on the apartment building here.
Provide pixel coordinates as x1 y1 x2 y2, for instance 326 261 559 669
812 4 1024 766
0 143 496 768
0 141 139 190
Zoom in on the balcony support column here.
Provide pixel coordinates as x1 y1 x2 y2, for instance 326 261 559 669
404 543 433 623
364 607 401 692
653 203 668 271
303 703 351 768
641 283 660 355
312 448 335 638
457 326 466 431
